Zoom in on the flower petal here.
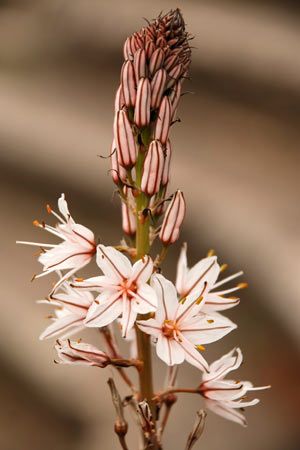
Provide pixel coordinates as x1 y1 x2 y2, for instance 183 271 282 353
96 245 132 282
180 313 237 345
204 399 247 426
151 274 178 322
182 256 219 298
137 318 161 337
131 283 157 314
130 255 153 285
39 314 84 340
176 242 188 296
85 291 122 327
121 298 137 337
202 293 240 312
203 348 243 382
156 335 185 366
179 335 209 372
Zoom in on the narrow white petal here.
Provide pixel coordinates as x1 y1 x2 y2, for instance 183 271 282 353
179 335 209 372
121 298 137 337
130 255 153 285
85 291 122 327
131 283 157 314
205 399 247 426
151 274 178 322
39 314 83 340
176 242 188 295
180 313 237 345
137 318 161 337
96 245 132 282
156 335 185 366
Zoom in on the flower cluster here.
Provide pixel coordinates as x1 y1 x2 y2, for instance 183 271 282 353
18 9 269 449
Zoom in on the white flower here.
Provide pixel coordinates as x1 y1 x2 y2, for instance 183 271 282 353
38 281 94 340
199 348 270 426
55 339 110 367
83 245 157 337
138 274 236 372
176 243 247 312
17 194 96 293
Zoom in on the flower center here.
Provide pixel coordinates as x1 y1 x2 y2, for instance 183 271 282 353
162 320 179 339
120 279 137 300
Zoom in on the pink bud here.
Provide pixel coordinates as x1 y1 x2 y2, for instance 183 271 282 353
123 36 136 61
167 63 183 89
145 40 155 59
114 110 137 168
149 48 165 75
134 49 147 81
164 54 178 72
121 61 136 107
169 82 182 120
141 140 164 196
134 78 151 128
114 85 125 112
159 190 186 245
161 140 172 186
150 68 167 109
110 140 127 185
122 187 136 236
154 96 171 144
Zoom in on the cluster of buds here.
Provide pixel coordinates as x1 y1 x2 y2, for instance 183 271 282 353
111 9 191 247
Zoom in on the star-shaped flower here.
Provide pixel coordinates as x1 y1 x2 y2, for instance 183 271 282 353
17 194 96 293
176 243 247 312
138 274 236 372
38 281 94 340
199 348 270 426
82 245 157 337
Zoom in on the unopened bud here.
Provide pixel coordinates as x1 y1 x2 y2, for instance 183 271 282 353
164 53 179 71
114 85 125 112
122 187 136 235
121 61 136 107
114 110 137 168
110 140 127 185
161 140 172 186
150 68 167 109
167 63 183 89
141 140 164 196
185 410 207 450
134 48 147 81
159 190 186 245
154 96 171 144
170 82 182 120
145 40 155 59
134 78 151 128
149 48 165 75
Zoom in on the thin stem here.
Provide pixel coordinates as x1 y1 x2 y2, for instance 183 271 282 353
117 435 129 450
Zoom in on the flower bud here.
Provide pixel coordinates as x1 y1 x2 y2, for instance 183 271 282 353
159 190 186 245
154 96 171 144
110 140 127 185
167 63 183 89
122 187 136 236
114 110 137 168
169 82 182 120
161 140 172 186
141 140 164 196
133 48 147 81
55 339 110 367
134 78 151 128
150 68 167 109
114 85 125 112
164 53 178 72
149 48 165 75
121 61 136 107
145 40 155 59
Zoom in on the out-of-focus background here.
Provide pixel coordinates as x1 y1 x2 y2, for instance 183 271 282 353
1 0 300 449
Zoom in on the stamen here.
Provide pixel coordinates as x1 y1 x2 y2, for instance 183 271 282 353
220 263 228 272
196 345 205 351
212 271 244 289
207 249 215 257
237 282 248 289
16 241 56 248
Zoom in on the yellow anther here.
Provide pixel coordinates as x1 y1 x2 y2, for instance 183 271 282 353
46 204 52 214
237 282 248 289
196 345 206 351
207 249 215 257
207 319 214 324
75 277 84 282
220 263 228 272
33 220 40 227
196 296 203 305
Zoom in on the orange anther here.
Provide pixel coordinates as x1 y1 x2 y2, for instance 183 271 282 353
33 220 40 227
46 204 52 214
237 282 248 289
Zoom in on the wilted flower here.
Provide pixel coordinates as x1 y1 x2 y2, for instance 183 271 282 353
38 281 94 340
199 348 270 426
176 244 247 312
81 245 157 337
159 190 186 245
17 194 96 293
138 274 236 371
55 339 111 367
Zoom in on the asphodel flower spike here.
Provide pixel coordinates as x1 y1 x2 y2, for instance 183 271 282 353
199 348 271 426
159 190 186 245
141 140 164 196
17 194 96 293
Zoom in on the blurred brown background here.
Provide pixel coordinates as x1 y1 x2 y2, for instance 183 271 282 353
1 0 300 449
